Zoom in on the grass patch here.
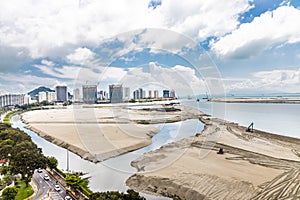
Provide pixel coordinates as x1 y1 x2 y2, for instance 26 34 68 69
3 110 22 125
14 180 34 200
81 185 93 196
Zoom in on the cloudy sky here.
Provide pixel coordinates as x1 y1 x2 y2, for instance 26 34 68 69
1 0 300 96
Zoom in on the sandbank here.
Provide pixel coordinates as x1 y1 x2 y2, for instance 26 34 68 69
126 116 300 199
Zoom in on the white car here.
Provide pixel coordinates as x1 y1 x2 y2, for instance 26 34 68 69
65 196 72 200
54 184 61 192
43 174 50 181
37 168 43 173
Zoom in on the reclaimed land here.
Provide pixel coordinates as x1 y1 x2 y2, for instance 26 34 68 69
126 116 300 200
22 104 203 163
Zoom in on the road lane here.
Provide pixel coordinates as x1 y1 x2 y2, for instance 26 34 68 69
31 169 68 200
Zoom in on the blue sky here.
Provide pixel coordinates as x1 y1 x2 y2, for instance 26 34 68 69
0 0 300 96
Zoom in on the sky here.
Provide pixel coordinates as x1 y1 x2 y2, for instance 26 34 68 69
1 0 300 97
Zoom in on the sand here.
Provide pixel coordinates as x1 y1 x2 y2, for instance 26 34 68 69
126 117 300 200
22 104 203 162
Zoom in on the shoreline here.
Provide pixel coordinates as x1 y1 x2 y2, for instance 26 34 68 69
126 115 300 199
209 97 300 104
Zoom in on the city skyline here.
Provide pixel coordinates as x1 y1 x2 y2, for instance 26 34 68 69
0 83 178 107
0 1 299 95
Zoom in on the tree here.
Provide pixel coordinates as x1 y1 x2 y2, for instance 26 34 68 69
12 148 47 186
65 174 82 190
47 156 58 170
7 140 47 186
2 186 18 200
0 122 48 187
3 173 14 186
89 189 146 200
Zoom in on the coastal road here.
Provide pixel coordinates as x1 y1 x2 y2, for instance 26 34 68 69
31 169 67 200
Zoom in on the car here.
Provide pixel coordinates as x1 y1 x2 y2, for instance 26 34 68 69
54 184 61 192
43 174 50 181
37 168 43 173
65 196 72 200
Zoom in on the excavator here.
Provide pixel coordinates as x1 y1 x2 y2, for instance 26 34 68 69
246 122 254 132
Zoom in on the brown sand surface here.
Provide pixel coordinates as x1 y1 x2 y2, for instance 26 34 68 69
126 117 300 200
22 104 202 162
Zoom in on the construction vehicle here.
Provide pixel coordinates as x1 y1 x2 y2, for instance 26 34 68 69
246 122 254 132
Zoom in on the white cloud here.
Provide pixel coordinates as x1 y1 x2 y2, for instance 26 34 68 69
34 65 81 79
41 60 55 67
211 6 300 58
66 47 96 65
120 62 207 96
0 0 252 59
225 68 300 93
0 73 61 93
157 0 253 40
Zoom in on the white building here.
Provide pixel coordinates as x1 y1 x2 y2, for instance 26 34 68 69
24 94 31 105
123 87 130 100
38 92 47 102
73 88 81 102
47 92 56 102
170 89 176 98
154 90 159 98
0 94 26 107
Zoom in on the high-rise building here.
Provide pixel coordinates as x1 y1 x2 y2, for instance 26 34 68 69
56 86 67 102
39 91 56 103
73 88 81 102
163 90 170 98
47 92 56 102
38 92 47 102
24 94 31 105
154 90 159 98
170 89 176 98
123 87 130 100
139 88 143 99
0 94 25 107
133 89 141 100
109 84 123 103
148 90 152 98
82 85 97 104
133 90 137 100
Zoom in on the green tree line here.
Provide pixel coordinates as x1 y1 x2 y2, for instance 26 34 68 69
0 123 47 186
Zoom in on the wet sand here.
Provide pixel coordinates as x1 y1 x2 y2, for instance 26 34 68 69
126 116 300 200
22 104 203 162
